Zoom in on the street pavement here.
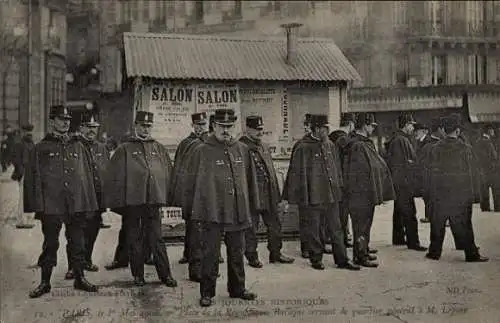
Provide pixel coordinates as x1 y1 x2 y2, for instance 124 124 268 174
1 168 500 323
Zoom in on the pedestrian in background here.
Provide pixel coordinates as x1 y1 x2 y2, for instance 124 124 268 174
11 124 36 229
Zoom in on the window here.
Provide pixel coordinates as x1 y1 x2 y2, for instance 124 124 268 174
121 2 131 22
143 0 149 21
468 55 487 84
234 0 242 18
430 1 443 34
467 1 485 35
392 1 407 26
131 0 139 21
431 55 446 85
194 0 204 23
395 55 409 85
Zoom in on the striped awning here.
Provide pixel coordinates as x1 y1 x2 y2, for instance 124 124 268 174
467 92 500 123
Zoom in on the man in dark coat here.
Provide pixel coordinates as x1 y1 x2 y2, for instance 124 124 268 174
425 115 488 263
64 111 110 279
26 105 99 298
343 113 394 267
182 109 257 307
283 114 360 271
416 119 444 224
170 113 224 282
172 112 209 265
494 128 500 212
11 124 36 229
284 113 312 258
386 113 426 251
240 115 294 268
473 124 498 212
104 111 177 287
328 112 356 248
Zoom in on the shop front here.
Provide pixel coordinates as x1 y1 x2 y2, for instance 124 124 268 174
122 31 360 238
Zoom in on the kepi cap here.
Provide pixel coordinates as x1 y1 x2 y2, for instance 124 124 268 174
135 111 154 125
414 123 429 131
309 114 330 128
340 112 356 125
192 112 208 125
49 105 72 120
81 111 100 127
441 114 463 134
213 109 237 125
21 123 34 131
398 113 417 128
246 115 264 130
355 113 378 128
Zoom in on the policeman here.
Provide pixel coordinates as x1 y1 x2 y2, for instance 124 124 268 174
104 111 177 287
416 119 444 224
284 113 312 258
240 115 294 268
328 113 356 248
64 111 110 279
344 113 393 267
474 124 498 212
182 109 257 307
386 113 426 251
425 115 488 262
284 114 360 271
27 105 99 298
11 123 36 229
173 112 209 265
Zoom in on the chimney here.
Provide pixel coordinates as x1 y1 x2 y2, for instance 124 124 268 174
280 22 303 65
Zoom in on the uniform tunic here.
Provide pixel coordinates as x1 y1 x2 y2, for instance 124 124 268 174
474 134 498 211
182 135 252 298
24 133 98 270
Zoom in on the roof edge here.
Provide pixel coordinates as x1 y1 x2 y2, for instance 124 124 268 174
122 32 337 43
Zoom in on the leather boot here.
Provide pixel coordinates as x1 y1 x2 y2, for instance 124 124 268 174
73 268 98 292
29 267 52 298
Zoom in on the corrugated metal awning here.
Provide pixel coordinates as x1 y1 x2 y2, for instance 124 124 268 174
347 95 463 112
122 32 361 82
468 92 500 123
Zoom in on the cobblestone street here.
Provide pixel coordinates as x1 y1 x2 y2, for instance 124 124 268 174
1 170 500 323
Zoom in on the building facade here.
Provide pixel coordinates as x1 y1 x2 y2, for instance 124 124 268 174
66 1 500 143
0 0 67 139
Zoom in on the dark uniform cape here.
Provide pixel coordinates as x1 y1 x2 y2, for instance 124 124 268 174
104 136 173 214
11 135 35 181
283 134 343 206
240 135 280 216
416 134 441 198
426 137 481 208
343 133 394 206
181 135 252 230
385 130 418 195
282 134 309 201
24 133 98 215
79 136 110 209
474 134 498 178
169 132 208 217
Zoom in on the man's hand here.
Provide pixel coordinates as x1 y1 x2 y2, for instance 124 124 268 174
279 200 289 212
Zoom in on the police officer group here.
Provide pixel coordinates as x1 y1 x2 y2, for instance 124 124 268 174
23 105 490 307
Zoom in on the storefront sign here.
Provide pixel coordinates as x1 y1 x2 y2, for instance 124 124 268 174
146 84 196 146
240 86 284 156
